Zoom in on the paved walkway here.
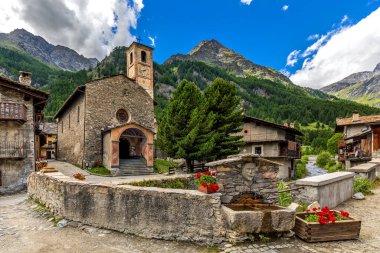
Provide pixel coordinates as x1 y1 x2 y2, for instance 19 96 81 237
47 160 189 185
225 186 380 253
0 193 201 253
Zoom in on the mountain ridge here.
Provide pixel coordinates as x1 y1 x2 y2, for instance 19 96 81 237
165 39 291 84
0 29 98 72
321 62 380 107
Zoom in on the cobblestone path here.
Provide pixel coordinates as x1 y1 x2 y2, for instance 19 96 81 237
0 193 201 253
225 186 380 253
1 186 380 253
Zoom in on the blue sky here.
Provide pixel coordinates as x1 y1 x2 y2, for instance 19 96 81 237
0 0 379 88
137 0 378 66
134 0 380 87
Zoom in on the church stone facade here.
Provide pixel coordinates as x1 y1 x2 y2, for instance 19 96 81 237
55 42 155 172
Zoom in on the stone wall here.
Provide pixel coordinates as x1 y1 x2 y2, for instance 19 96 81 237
84 75 154 166
27 173 226 244
295 172 355 208
56 92 85 167
0 86 35 194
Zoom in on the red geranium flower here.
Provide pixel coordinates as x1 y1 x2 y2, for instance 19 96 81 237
201 181 207 187
211 171 216 176
312 207 317 212
195 172 201 179
340 210 349 217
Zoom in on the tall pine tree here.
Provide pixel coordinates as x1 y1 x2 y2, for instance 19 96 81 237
157 80 202 170
198 78 244 160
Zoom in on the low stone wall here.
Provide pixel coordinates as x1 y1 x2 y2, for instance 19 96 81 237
348 162 378 181
369 158 380 177
27 172 226 244
295 172 355 208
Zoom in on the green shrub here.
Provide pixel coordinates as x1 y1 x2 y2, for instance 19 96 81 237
327 162 344 173
154 159 179 174
354 176 374 195
301 155 309 164
316 151 331 168
295 161 308 179
88 167 111 176
277 180 292 207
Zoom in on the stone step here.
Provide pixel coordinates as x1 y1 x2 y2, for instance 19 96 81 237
115 169 154 176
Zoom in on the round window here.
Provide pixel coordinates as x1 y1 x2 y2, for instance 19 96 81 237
116 109 129 123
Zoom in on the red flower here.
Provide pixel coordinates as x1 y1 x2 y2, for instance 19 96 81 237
195 172 201 179
208 183 219 193
211 171 216 176
201 181 207 188
340 210 349 217
312 207 317 212
203 171 211 175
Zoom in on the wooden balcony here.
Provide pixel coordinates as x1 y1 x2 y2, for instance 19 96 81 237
0 141 27 158
279 141 301 158
0 102 27 123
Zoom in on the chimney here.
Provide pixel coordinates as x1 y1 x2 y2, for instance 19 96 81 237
352 111 360 122
19 71 32 86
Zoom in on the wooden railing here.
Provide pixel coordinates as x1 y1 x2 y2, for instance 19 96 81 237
0 102 27 122
0 141 27 158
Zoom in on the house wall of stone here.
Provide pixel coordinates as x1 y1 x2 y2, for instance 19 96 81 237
84 75 154 166
240 122 286 142
56 94 85 167
102 131 112 170
0 86 35 194
346 124 369 139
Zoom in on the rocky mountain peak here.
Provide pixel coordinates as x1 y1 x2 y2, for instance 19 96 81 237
165 39 291 84
0 29 98 71
374 62 380 73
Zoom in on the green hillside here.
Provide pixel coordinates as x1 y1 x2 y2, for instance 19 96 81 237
1 46 379 126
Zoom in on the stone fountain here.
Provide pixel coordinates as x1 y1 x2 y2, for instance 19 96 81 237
206 154 295 235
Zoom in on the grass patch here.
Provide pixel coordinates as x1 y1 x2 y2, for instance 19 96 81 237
199 246 220 253
88 167 112 176
154 159 179 174
354 176 374 195
127 177 193 189
277 180 292 207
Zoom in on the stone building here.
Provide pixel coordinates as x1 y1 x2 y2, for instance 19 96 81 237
0 72 49 194
54 42 155 175
238 116 302 178
36 122 58 159
336 111 380 168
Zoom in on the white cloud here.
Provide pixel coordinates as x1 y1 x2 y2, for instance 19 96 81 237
241 0 253 5
0 0 144 60
290 7 380 88
341 15 349 24
286 50 301 67
307 34 320 41
282 5 289 11
148 36 156 47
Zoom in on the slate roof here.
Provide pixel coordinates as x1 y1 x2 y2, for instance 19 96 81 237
336 114 380 126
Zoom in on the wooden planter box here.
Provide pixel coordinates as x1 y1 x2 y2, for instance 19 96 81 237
294 212 361 242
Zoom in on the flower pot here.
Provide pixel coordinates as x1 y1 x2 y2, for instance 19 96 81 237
198 184 212 194
294 212 361 242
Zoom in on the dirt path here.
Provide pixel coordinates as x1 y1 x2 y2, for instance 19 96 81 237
0 193 202 253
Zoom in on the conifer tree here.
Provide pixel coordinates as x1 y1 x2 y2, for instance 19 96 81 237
197 78 244 160
157 80 202 170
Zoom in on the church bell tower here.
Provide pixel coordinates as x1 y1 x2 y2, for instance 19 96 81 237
126 42 154 99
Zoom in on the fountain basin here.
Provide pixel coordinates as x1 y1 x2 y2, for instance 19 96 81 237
222 204 295 233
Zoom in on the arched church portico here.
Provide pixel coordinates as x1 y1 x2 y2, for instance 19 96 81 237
102 123 154 170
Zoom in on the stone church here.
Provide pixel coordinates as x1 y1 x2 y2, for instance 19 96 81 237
54 42 155 175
